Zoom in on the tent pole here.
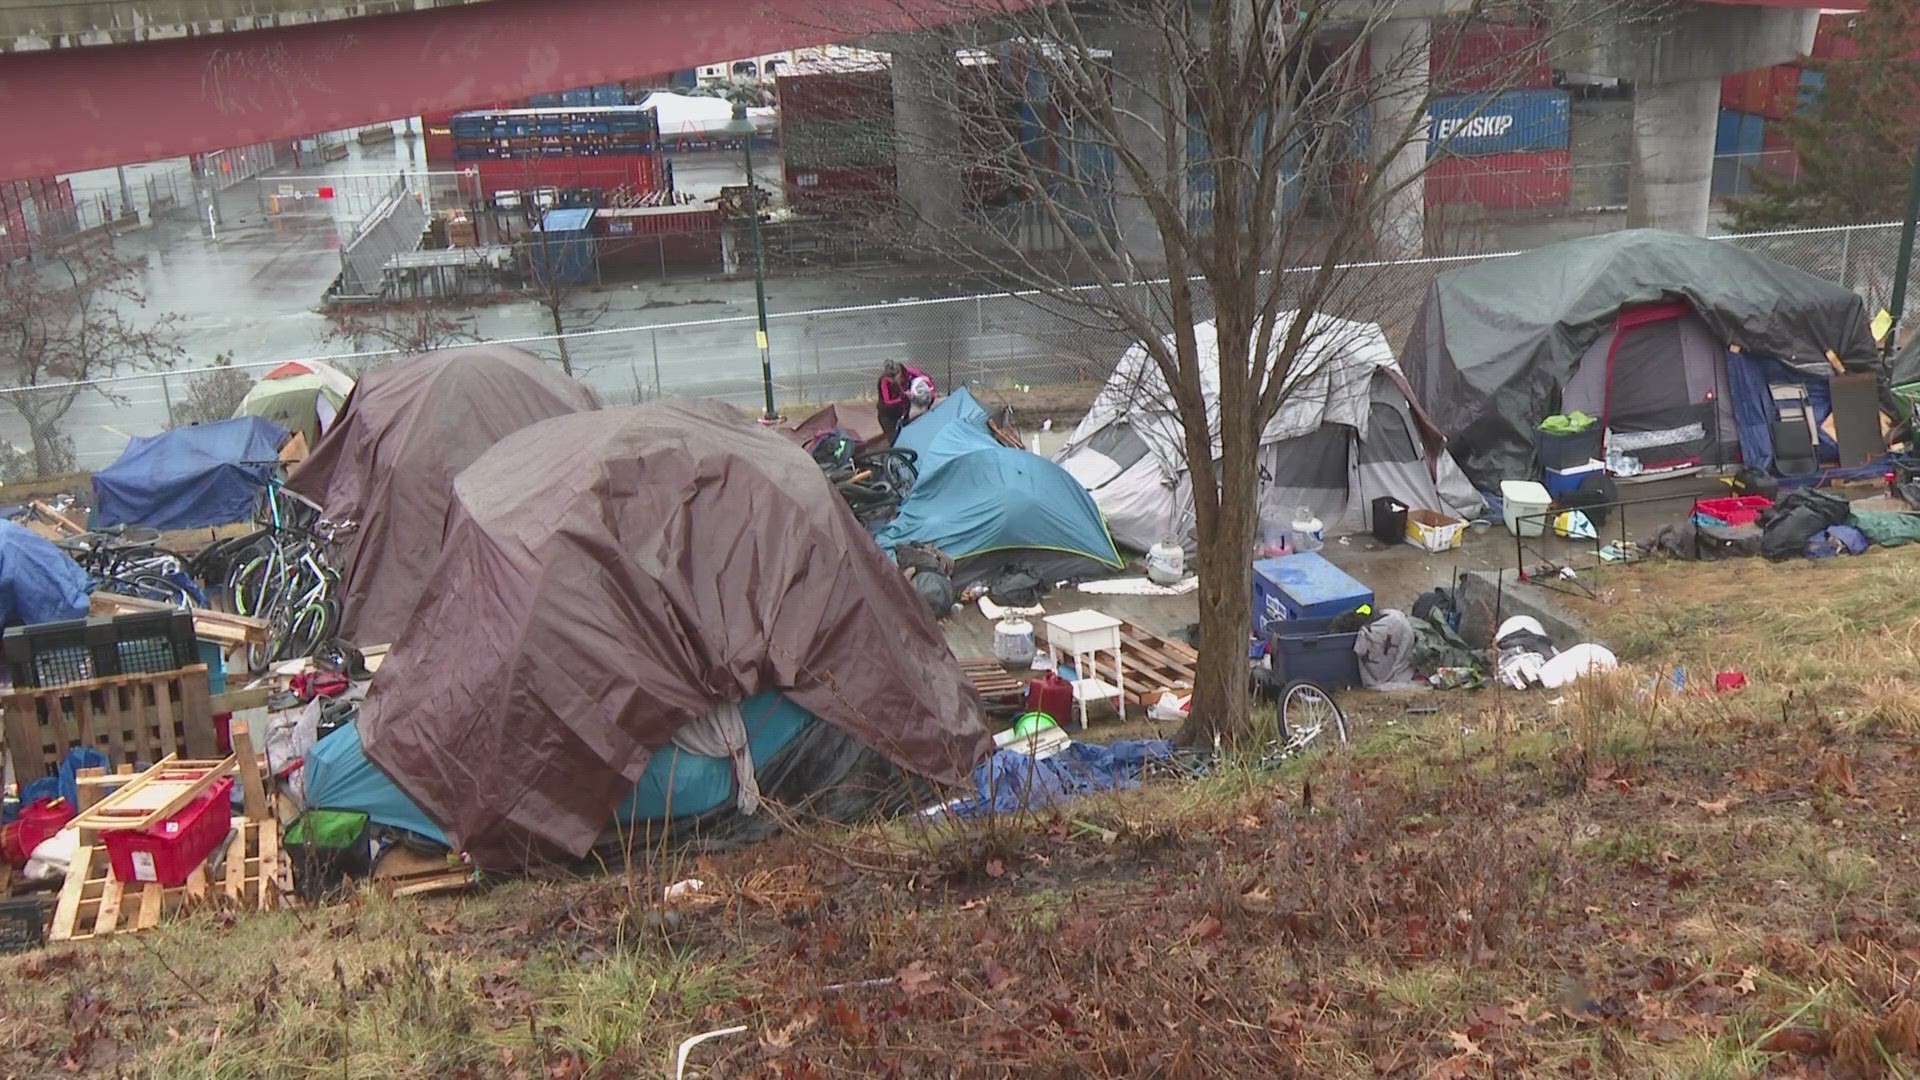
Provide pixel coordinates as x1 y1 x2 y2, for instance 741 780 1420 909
1885 142 1920 358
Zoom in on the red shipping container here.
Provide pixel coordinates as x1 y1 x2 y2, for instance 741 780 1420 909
1811 13 1860 62
1432 24 1551 92
468 153 661 199
776 70 893 123
102 777 233 887
1425 149 1571 210
783 164 896 213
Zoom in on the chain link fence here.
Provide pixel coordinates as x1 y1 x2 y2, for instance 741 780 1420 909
0 219 1908 479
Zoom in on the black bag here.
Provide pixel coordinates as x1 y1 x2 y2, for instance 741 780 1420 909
911 571 956 616
988 568 1048 608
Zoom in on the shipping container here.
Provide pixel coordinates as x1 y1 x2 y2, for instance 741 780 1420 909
1425 89 1570 158
1720 66 1799 121
1714 109 1765 158
783 164 895 214
1424 149 1570 210
467 153 662 199
1798 68 1824 111
559 88 595 108
1187 111 1302 229
781 119 895 169
591 84 626 107
1430 23 1552 93
1810 13 1859 62
776 70 893 123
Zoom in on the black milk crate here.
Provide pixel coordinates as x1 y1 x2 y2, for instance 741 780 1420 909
4 611 196 689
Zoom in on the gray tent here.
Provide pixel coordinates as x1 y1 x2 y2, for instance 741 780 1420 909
1402 229 1879 487
1056 315 1483 551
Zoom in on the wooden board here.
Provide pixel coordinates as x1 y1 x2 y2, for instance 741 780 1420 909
49 818 288 941
959 658 1026 701
1118 622 1198 706
1 666 215 783
87 593 271 648
69 755 236 834
1830 371 1887 468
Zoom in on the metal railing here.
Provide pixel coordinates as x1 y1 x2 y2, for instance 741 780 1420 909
0 218 1907 479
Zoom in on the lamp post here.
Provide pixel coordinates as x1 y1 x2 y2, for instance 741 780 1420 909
1886 143 1920 358
727 102 779 423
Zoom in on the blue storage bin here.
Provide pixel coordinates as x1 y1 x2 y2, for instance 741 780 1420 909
197 640 226 696
1267 616 1362 690
1544 460 1605 499
1251 553 1373 635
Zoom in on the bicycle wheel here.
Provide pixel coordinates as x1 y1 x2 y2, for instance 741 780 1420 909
230 554 280 618
1278 680 1349 752
280 601 335 662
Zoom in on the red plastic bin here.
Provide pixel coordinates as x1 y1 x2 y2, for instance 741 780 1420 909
1693 495 1774 527
102 777 234 887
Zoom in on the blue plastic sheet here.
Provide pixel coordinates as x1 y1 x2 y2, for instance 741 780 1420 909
951 739 1176 818
0 520 92 628
1806 524 1870 559
92 416 287 530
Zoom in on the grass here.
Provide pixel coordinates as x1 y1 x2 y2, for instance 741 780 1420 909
17 545 1920 1076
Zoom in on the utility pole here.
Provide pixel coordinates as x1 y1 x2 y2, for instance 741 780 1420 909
1884 142 1920 357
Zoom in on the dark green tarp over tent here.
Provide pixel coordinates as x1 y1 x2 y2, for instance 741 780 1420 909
1401 229 1879 487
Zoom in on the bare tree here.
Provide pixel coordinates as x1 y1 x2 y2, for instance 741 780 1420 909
167 353 252 428
323 302 482 372
523 222 608 377
822 0 1647 743
0 242 180 478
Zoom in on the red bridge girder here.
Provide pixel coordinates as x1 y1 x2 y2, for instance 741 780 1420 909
0 0 950 182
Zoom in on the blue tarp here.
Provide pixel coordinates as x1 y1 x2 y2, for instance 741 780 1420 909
0 520 91 627
951 739 1175 818
304 692 814 844
1725 351 1837 475
92 417 287 530
879 388 1122 571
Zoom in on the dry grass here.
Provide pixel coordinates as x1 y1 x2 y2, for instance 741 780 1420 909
15 546 1920 1076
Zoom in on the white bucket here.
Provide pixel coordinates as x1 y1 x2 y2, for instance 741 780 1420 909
1289 509 1325 554
992 618 1036 668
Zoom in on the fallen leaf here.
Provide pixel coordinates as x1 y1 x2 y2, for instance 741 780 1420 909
1697 797 1734 816
1758 1027 1830 1054
896 960 940 998
1447 1030 1486 1057
982 959 1020 992
1640 1018 1686 1043
984 858 1006 879
1242 884 1274 906
1183 913 1224 942
1732 966 1757 995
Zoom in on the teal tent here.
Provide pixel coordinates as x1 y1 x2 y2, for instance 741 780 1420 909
305 692 817 847
879 388 1123 586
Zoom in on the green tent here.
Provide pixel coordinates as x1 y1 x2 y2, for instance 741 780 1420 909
234 360 356 447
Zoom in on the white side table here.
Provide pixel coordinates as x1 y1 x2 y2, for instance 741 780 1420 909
1042 610 1126 728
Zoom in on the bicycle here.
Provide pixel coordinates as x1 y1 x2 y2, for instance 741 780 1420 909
224 464 356 671
58 526 208 608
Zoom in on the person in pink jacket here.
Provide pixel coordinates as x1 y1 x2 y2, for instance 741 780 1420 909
876 360 935 442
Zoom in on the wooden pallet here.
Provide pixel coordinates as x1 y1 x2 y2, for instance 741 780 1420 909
50 819 288 942
1 665 215 781
959 658 1026 700
1117 622 1199 706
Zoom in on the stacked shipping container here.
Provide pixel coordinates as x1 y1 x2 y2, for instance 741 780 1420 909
1711 11 1875 195
1423 84 1571 211
444 106 664 199
777 68 895 215
0 177 78 263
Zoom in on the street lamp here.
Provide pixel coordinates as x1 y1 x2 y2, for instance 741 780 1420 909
726 101 779 424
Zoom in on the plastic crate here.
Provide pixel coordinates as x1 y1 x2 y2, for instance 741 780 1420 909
1536 426 1603 471
1251 553 1374 635
3 611 196 689
1692 495 1773 528
103 776 233 887
1267 617 1362 690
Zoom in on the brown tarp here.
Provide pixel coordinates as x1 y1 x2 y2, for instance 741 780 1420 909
285 346 601 647
355 398 992 865
782 402 885 450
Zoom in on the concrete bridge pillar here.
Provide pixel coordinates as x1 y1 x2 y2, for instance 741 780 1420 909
1557 2 1817 235
890 37 966 245
1370 15 1432 260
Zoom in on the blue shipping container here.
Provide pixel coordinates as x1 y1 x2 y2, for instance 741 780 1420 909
1715 109 1765 156
1798 68 1824 110
1425 89 1570 158
1187 112 1302 230
560 88 594 107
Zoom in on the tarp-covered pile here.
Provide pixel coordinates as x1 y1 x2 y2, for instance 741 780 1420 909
1402 229 1879 487
354 399 993 865
877 388 1123 586
92 416 288 531
0 520 91 626
286 346 602 647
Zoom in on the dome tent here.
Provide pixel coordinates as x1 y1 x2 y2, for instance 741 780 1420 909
234 359 357 449
875 387 1123 586
1055 315 1483 551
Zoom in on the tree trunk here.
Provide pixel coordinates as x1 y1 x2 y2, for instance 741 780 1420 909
28 418 67 481
1179 437 1262 747
549 302 574 376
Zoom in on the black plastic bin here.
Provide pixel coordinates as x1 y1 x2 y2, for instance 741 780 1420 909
1536 426 1603 471
4 610 196 689
1371 497 1408 544
1266 616 1362 690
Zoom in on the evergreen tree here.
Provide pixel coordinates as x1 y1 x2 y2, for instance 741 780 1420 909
1726 0 1920 232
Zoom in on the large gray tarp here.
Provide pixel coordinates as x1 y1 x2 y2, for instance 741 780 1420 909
1401 229 1880 487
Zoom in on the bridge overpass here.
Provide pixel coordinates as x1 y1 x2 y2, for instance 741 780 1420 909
0 0 1842 243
